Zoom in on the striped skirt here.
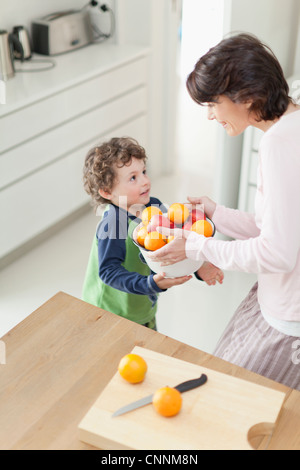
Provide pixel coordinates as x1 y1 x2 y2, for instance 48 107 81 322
213 283 300 391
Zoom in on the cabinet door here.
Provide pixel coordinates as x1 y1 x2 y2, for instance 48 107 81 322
0 87 147 190
0 57 148 154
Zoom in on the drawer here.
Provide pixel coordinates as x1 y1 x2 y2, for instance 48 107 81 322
0 114 148 259
0 148 88 258
0 57 148 154
0 87 147 190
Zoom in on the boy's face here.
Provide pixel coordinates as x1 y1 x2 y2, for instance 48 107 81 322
107 157 151 210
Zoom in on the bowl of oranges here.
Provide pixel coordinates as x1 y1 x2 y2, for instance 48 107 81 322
132 203 215 278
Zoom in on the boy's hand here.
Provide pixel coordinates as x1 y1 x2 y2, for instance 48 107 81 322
153 273 192 290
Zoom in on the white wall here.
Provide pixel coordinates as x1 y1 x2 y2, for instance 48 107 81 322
175 0 224 191
0 0 115 39
114 0 151 45
115 0 182 177
215 0 300 212
114 0 166 177
294 16 300 73
0 0 83 30
225 0 300 77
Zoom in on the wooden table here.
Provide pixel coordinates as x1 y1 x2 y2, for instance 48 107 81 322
0 291 299 450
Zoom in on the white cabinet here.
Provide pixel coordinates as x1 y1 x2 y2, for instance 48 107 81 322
0 44 150 262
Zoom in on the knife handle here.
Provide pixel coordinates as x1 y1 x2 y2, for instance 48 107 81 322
174 374 207 393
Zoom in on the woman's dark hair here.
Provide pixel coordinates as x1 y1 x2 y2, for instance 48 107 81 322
186 33 291 121
83 136 147 208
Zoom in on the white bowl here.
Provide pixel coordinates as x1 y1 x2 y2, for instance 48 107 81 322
132 218 215 278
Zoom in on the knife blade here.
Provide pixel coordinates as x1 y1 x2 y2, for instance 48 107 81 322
112 373 207 417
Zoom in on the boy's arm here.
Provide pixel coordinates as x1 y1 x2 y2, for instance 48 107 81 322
98 234 163 296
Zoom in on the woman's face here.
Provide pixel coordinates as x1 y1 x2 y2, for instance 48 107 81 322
206 95 253 136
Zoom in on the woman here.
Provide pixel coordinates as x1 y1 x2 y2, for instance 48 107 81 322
149 33 300 390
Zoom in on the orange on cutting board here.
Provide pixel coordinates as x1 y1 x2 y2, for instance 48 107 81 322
118 353 148 384
167 203 190 226
136 225 149 247
153 386 182 417
144 231 167 251
191 219 213 237
142 206 163 225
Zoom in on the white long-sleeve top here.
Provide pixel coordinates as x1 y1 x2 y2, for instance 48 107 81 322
186 110 300 322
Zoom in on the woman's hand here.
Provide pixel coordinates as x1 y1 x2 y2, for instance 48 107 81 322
187 196 217 220
147 228 190 265
197 262 224 286
153 272 192 290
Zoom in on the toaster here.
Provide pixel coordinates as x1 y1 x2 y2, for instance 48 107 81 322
31 10 94 56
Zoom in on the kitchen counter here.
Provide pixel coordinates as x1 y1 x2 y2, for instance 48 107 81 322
0 291 299 450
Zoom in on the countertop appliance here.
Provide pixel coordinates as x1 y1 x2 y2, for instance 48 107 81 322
0 30 24 81
11 26 32 60
31 9 94 56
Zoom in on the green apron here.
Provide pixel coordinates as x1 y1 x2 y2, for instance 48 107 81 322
82 218 157 326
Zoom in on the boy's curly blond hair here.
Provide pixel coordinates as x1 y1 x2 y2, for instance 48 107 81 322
83 137 147 209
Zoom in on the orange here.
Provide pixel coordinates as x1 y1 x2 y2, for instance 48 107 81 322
153 386 182 417
142 206 162 225
118 353 148 384
136 225 149 247
167 203 190 226
167 235 175 243
191 219 213 237
144 231 167 251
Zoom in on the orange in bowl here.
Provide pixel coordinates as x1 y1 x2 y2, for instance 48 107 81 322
142 206 163 226
144 231 167 251
136 225 149 247
167 203 190 226
191 219 214 237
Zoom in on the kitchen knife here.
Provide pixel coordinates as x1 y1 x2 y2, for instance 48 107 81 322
112 373 207 417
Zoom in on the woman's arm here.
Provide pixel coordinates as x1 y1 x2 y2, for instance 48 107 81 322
187 196 260 240
187 135 300 273
212 205 260 240
151 135 300 274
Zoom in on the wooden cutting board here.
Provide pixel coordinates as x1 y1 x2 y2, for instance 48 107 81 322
78 346 286 450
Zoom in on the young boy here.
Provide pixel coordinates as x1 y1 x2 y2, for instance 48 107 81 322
82 137 223 329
